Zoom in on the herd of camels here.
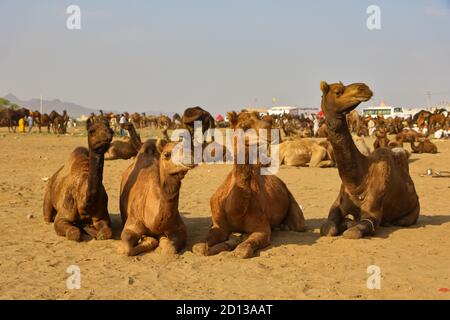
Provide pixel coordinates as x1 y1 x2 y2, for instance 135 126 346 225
42 81 439 258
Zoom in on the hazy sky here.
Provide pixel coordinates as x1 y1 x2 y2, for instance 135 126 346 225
1 0 449 115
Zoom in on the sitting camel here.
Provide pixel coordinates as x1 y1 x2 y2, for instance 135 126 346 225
373 126 390 150
43 119 114 241
105 122 142 160
319 81 420 239
193 111 306 258
279 138 335 167
410 138 438 154
118 139 195 256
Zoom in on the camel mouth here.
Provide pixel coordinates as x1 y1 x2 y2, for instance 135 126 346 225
92 142 111 153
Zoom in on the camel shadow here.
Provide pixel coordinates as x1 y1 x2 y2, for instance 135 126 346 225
307 215 450 240
181 214 322 256
376 214 450 239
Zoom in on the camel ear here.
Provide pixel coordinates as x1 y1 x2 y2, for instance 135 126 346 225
227 111 239 128
320 81 329 95
156 138 168 153
86 118 92 131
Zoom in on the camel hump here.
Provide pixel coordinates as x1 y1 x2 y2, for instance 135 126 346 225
391 147 410 172
72 146 89 157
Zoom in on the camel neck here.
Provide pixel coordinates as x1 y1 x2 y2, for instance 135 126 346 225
87 151 105 206
323 103 367 190
159 168 182 204
128 127 142 151
233 164 258 188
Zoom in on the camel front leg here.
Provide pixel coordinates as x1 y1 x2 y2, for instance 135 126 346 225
92 217 113 240
321 195 345 237
119 222 158 256
234 229 271 259
192 226 232 256
159 221 187 254
54 216 81 242
342 213 378 239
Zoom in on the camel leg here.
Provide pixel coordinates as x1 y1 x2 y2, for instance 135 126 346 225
119 224 158 256
321 196 345 237
159 221 187 254
43 188 55 223
310 148 333 168
391 202 420 227
342 214 378 239
282 195 307 232
92 218 113 240
192 226 231 256
234 228 271 259
54 216 81 242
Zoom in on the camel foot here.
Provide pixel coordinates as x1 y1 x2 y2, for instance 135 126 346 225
96 227 113 240
343 227 364 239
192 243 208 256
320 221 339 237
118 237 159 256
159 237 178 255
234 244 254 259
66 228 81 242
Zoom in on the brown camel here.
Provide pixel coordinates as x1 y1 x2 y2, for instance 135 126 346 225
43 119 114 241
105 123 143 160
410 139 438 154
373 126 390 150
118 139 195 256
279 138 335 167
319 81 420 239
192 111 306 258
181 106 216 139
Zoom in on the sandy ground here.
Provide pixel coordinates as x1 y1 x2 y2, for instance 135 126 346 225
0 127 449 300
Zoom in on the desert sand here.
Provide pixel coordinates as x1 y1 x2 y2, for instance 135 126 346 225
0 127 449 300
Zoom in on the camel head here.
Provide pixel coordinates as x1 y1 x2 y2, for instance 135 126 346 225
227 111 273 161
320 81 373 116
156 139 196 179
87 119 114 154
182 106 214 137
123 122 134 131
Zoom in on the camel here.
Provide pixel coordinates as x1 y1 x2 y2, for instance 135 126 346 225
192 111 306 258
319 81 420 239
316 123 328 137
279 138 335 167
373 126 390 150
118 139 195 256
181 106 216 139
43 119 114 241
410 139 438 154
105 123 143 160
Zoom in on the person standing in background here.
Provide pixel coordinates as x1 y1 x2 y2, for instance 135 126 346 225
110 113 118 134
18 117 25 133
27 115 34 133
119 114 127 137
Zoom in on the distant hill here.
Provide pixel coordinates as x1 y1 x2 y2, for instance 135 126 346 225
2 94 107 119
2 94 177 119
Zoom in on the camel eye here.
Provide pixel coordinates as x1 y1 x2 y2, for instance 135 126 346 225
163 151 171 159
